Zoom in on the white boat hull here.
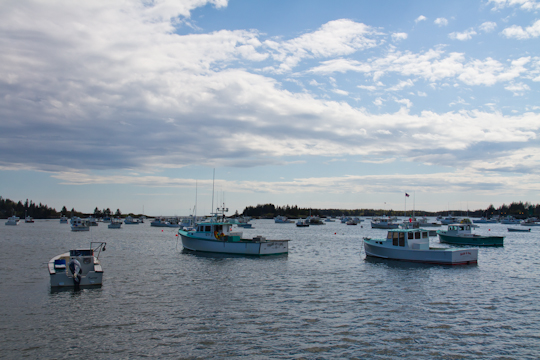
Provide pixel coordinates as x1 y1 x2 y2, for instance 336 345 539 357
49 268 103 287
180 235 288 255
371 222 399 229
71 226 90 231
364 241 477 265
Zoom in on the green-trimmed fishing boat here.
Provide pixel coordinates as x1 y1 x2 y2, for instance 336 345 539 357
178 209 289 256
437 224 504 246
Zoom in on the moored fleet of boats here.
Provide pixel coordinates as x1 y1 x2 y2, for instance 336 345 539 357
2 210 537 287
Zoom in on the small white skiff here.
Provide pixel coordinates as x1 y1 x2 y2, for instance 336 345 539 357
363 228 477 265
48 242 106 287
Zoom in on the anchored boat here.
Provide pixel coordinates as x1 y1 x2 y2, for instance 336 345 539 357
179 211 288 256
437 224 504 246
48 242 106 287
71 217 90 231
508 227 531 232
108 218 123 229
363 228 478 265
5 215 20 225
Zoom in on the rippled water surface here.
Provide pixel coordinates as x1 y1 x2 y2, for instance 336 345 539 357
1 219 539 359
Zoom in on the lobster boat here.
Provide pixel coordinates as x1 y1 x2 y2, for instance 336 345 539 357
363 228 477 265
179 212 288 256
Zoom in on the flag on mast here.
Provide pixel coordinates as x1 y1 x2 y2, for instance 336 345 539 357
405 193 410 197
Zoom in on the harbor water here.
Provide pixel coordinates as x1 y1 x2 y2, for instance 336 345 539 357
1 219 539 359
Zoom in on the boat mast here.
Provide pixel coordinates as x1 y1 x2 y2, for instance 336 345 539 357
413 192 415 219
194 180 198 223
211 168 215 219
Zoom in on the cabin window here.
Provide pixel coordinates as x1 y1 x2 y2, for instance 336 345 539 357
415 232 421 239
392 232 399 246
399 233 405 247
408 233 413 239
387 232 393 239
205 226 211 232
422 232 428 238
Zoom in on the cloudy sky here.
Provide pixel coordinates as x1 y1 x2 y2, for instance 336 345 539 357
1 0 539 216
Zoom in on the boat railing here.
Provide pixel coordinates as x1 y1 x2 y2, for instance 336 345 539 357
91 242 107 259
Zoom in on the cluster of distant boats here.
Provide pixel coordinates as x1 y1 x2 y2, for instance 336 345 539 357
273 213 539 230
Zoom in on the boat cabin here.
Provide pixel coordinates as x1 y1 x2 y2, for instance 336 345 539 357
443 224 472 235
190 221 242 241
369 229 431 250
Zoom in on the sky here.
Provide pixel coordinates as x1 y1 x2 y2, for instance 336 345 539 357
1 0 539 216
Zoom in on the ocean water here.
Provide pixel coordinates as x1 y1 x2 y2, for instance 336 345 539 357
0 219 539 359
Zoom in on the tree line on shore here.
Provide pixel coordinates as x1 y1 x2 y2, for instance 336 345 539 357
241 202 540 219
2 195 539 220
0 196 142 219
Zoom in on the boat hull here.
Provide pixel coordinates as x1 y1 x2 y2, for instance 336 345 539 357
438 233 504 246
50 270 103 287
364 241 477 265
71 226 90 231
508 228 530 232
371 222 399 229
180 234 288 255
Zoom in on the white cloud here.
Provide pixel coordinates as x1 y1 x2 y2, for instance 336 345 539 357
307 58 371 75
358 85 378 91
263 19 383 73
434 18 448 27
386 79 415 91
373 97 384 106
488 0 540 11
449 28 477 40
479 21 497 33
417 91 427 97
332 88 349 96
415 15 427 23
309 48 530 87
392 32 408 42
449 97 470 107
504 82 531 95
395 98 412 108
501 20 540 39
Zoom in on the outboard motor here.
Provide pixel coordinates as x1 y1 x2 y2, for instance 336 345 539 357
68 259 82 286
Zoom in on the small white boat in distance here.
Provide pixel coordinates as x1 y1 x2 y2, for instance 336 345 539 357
363 228 478 265
296 219 309 227
24 211 34 223
48 242 106 287
274 215 293 224
71 217 90 231
5 215 20 225
500 216 520 225
150 217 179 227
124 216 141 225
86 217 99 226
60 215 68 223
473 217 498 224
371 216 399 229
439 215 460 225
521 218 540 226
108 218 123 229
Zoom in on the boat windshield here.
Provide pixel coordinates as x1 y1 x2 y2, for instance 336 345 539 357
70 249 93 257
